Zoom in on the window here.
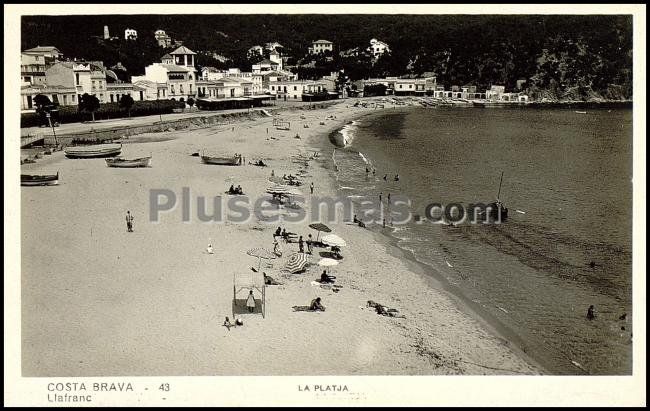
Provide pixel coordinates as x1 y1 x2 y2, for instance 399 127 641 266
63 95 67 104
110 94 114 103
409 85 412 89
72 95 76 102
294 86 297 91
179 85 184 94
75 73 80 85
294 95 297 99
189 84 192 93
92 80 96 90
271 86 275 91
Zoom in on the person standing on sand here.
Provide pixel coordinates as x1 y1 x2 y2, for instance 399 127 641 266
310 182 314 194
387 193 391 204
246 290 256 313
298 236 304 253
125 211 134 232
307 234 313 254
587 305 596 320
379 192 383 203
383 174 387 181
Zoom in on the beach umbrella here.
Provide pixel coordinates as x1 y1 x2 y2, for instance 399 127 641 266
285 253 309 274
246 248 277 271
317 258 339 267
308 222 331 241
321 234 347 247
318 257 339 274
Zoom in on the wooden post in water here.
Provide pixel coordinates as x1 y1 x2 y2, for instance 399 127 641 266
497 171 504 202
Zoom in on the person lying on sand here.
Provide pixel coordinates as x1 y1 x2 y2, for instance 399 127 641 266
264 273 282 285
367 300 405 318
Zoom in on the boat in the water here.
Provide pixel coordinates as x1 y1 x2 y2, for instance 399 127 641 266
201 153 242 165
472 101 486 107
21 171 59 186
65 143 122 158
105 156 152 168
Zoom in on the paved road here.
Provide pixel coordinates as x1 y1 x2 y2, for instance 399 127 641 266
19 100 317 137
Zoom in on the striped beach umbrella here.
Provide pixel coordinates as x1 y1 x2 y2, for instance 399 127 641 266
246 248 277 271
285 253 309 274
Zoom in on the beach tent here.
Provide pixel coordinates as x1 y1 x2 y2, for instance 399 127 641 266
322 234 347 247
233 271 266 318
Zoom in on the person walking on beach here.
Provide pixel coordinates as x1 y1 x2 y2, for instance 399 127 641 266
310 182 314 194
307 234 313 254
387 193 391 204
298 236 304 253
246 290 256 313
372 169 376 176
379 192 383 203
383 174 388 181
125 211 134 232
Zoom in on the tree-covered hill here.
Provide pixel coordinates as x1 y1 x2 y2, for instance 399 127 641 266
21 14 633 100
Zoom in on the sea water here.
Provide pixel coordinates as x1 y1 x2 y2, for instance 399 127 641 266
330 106 633 375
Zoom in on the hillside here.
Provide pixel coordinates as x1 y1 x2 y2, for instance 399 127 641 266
21 14 633 100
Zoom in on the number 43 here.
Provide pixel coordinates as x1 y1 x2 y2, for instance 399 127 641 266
159 383 170 392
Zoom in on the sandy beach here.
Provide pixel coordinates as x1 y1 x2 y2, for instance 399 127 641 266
20 99 541 376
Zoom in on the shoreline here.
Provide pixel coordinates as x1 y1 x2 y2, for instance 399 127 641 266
20 98 541 376
303 102 545 373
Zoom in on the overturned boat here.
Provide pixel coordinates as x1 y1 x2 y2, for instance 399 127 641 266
65 143 122 158
105 156 152 168
201 153 242 165
21 171 59 186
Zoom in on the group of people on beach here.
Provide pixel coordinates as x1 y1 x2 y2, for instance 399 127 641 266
228 184 244 195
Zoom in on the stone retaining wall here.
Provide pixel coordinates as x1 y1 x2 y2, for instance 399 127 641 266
43 110 269 147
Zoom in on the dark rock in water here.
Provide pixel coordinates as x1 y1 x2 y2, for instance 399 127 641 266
191 152 200 157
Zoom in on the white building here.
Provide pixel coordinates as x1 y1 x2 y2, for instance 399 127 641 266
309 40 333 54
369 38 390 58
265 42 283 52
45 61 109 103
154 30 172 48
248 45 264 57
485 85 506 100
131 46 198 100
269 80 327 101
269 50 283 71
125 28 138 40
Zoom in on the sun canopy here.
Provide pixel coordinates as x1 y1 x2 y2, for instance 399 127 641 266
308 223 331 233
318 258 339 267
322 234 347 247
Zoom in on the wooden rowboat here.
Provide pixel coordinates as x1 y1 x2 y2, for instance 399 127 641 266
105 156 152 168
21 171 59 186
201 154 242 165
65 143 122 158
